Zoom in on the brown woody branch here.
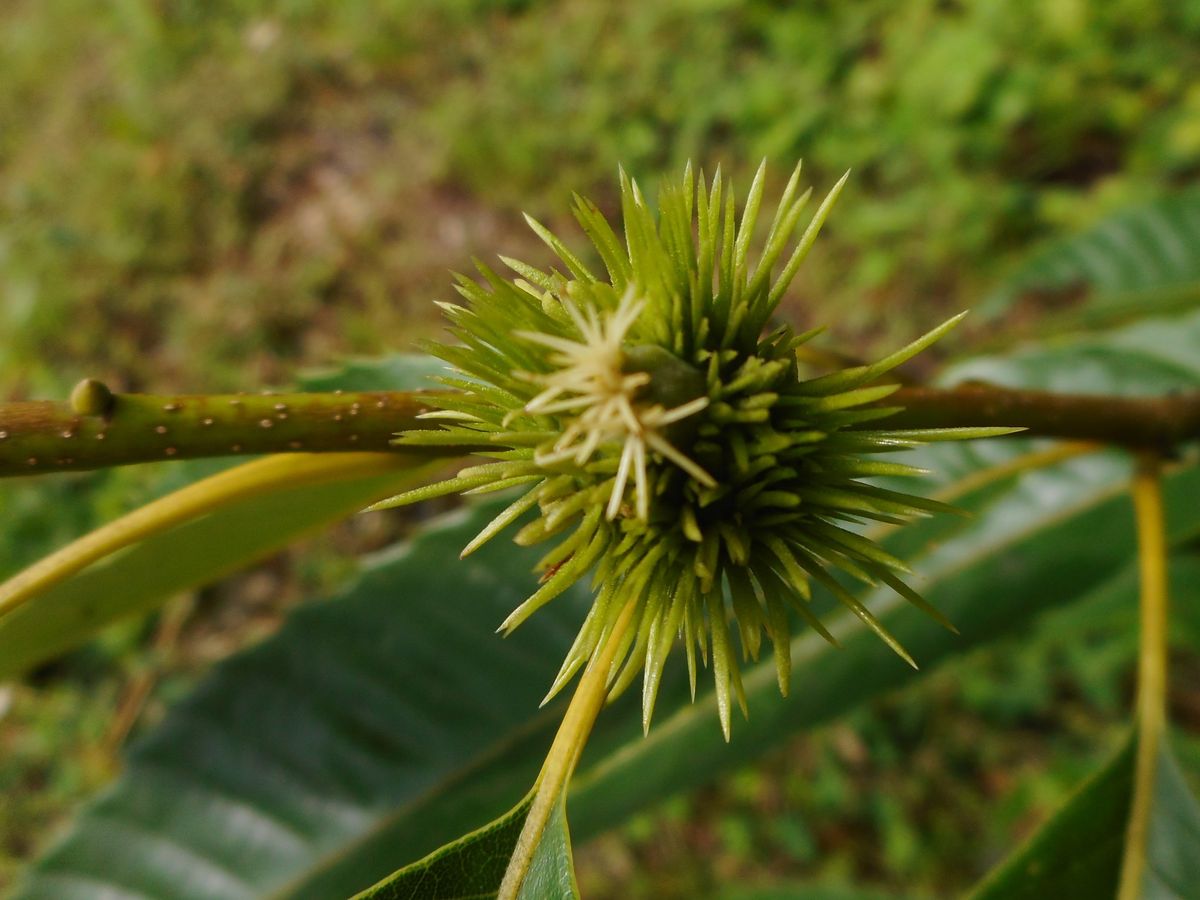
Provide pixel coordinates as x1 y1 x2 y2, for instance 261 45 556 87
887 385 1200 451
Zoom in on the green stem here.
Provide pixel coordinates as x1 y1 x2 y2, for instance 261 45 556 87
2 382 1198 478
1117 454 1170 899
498 597 638 900
0 381 434 476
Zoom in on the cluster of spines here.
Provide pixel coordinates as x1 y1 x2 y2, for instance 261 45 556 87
387 162 1015 737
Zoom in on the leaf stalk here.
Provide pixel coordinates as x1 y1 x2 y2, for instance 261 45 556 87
498 596 638 899
1117 454 1170 898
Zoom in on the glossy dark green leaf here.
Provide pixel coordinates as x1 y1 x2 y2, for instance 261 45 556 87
298 353 445 393
15 452 1200 899
949 306 1200 396
970 738 1134 899
1140 738 1200 898
969 733 1200 900
352 793 578 900
979 189 1200 330
9 502 591 899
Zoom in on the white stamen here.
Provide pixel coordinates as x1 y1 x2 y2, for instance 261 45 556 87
633 438 649 521
520 288 714 520
610 439 637 519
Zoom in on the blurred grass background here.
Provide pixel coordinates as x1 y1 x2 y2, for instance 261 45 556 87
2 0 1199 895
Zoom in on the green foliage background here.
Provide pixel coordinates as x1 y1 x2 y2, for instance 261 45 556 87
5 0 1200 394
2 0 1200 896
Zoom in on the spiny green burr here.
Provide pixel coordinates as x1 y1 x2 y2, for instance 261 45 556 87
378 162 1018 737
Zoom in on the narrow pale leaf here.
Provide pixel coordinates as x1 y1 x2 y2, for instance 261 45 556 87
0 453 429 678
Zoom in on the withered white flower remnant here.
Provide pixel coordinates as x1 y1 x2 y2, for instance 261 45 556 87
383 162 1014 737
520 290 714 521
